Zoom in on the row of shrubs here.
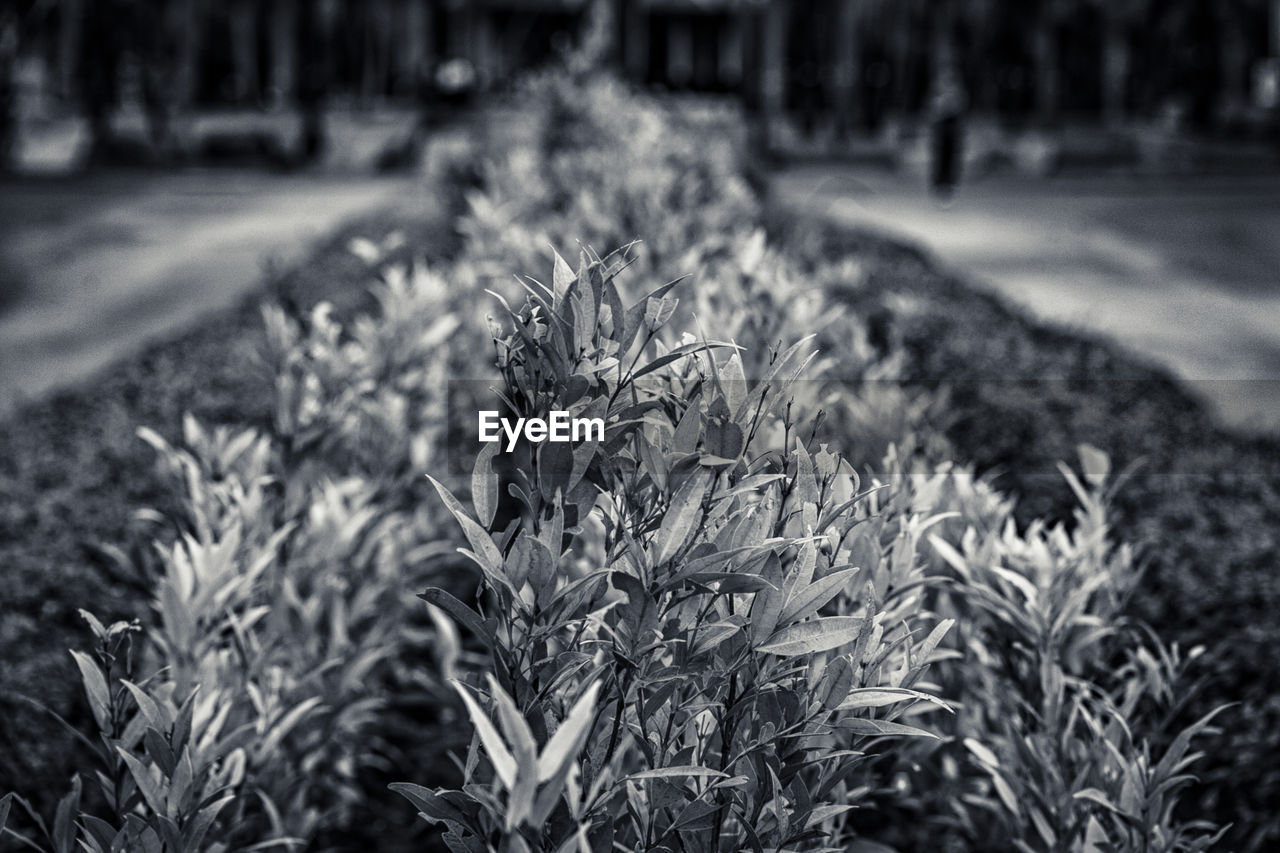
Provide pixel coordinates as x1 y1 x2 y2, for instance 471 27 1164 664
1 66 1233 852
759 191 1280 848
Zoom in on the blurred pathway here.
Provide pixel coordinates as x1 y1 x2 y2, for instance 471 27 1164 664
773 166 1280 432
0 171 423 412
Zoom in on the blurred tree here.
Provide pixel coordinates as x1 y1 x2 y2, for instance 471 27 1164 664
228 0 258 103
296 0 333 162
400 0 430 98
952 0 1001 112
270 0 297 108
362 0 393 103
0 4 17 170
78 0 127 160
1099 0 1146 126
1213 0 1269 119
759 0 786 150
897 0 938 117
830 0 859 140
0 0 1272 167
59 0 82 102
1274 0 1280 55
139 0 200 158
1031 0 1076 124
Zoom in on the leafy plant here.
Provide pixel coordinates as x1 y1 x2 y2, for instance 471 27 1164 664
397 251 955 852
1 612 276 853
4 60 1235 853
858 447 1230 852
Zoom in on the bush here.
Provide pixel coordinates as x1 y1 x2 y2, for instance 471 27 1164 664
0 211 454 835
1 64 1237 853
397 250 956 852
857 449 1227 852
766 209 1280 850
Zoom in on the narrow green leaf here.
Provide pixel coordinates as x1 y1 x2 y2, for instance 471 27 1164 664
817 655 855 712
451 681 517 790
51 776 80 853
790 539 817 592
506 533 556 593
120 681 168 732
571 286 596 355
486 675 537 768
77 610 109 642
748 552 786 647
631 341 737 382
1079 443 1110 486
485 676 536 829
837 688 951 712
622 277 683 352
536 681 602 783
805 804 855 829
418 588 491 646
116 749 166 815
685 572 777 594
626 766 728 781
793 446 819 506
914 618 955 665
758 616 865 657
834 718 939 740
779 566 860 625
654 469 711 564
472 443 500 529
427 475 511 593
69 651 110 732
260 696 324 759
963 737 1000 768
643 295 678 331
552 250 575 306
672 397 702 454
602 275 627 345
691 622 744 655
1029 806 1057 847
181 795 234 853
79 814 116 852
388 783 471 829
989 771 1020 815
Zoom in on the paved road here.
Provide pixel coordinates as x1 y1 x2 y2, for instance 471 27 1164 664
773 166 1280 432
0 171 424 413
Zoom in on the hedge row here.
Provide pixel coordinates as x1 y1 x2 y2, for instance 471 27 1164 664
761 208 1280 850
0 66 1243 853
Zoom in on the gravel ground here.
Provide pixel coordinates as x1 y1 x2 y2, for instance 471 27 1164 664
772 165 1280 433
0 170 428 414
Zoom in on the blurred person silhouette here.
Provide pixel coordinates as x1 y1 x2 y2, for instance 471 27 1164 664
928 63 966 203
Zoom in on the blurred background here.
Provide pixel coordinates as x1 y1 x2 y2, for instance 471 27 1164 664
3 0 1280 169
2 3 1280 852
2 0 1280 426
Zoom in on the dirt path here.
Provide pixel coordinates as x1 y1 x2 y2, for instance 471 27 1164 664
773 166 1280 432
0 171 425 413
